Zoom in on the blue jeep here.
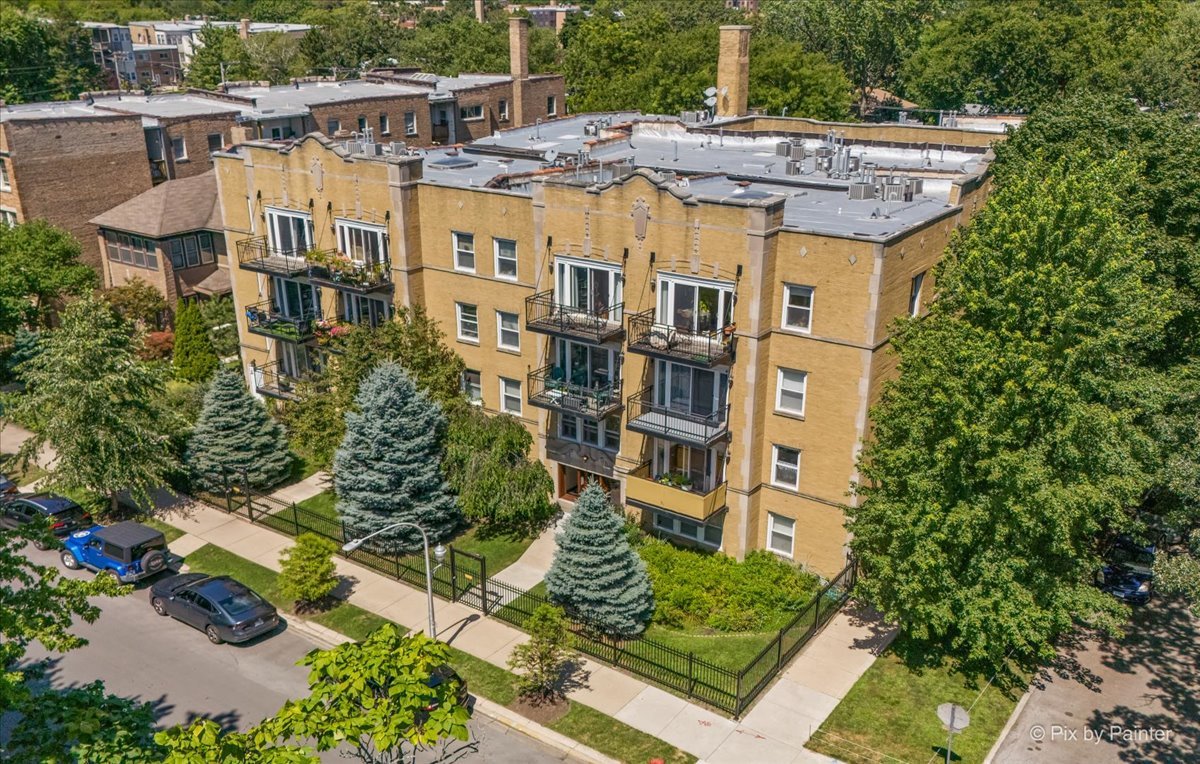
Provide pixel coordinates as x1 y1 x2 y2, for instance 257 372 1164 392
60 521 171 583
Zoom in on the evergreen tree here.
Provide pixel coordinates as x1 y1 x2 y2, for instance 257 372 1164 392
185 370 292 491
545 483 655 637
333 362 460 549
5 327 41 383
172 300 218 383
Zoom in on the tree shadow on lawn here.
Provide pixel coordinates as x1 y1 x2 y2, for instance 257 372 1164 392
843 600 899 656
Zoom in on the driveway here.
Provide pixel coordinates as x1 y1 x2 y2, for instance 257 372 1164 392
992 596 1199 763
5 544 575 763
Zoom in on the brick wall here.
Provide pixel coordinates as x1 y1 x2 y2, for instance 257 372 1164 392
2 116 153 269
161 113 240 179
517 75 566 124
307 94 433 147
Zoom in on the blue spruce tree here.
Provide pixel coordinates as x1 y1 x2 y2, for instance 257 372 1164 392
185 370 292 490
545 482 655 637
334 362 460 549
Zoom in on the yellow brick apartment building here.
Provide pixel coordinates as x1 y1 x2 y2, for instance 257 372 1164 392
216 26 1002 577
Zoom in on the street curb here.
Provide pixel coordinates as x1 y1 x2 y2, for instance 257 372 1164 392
983 684 1034 763
278 610 616 764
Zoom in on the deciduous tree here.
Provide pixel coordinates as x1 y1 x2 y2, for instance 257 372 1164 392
508 604 571 705
103 276 167 328
0 220 96 334
545 483 654 637
279 533 340 611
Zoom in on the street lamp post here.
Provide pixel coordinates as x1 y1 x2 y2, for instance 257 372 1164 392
342 522 446 638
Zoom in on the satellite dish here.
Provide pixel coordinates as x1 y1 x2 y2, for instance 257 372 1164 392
720 86 729 96
543 149 559 163
704 86 717 97
704 97 717 107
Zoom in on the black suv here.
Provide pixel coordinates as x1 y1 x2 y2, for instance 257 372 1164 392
0 493 92 549
150 573 279 644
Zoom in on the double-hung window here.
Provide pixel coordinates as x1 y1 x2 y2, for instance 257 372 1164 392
453 232 475 272
404 111 417 135
771 446 801 490
494 238 517 280
456 303 478 341
767 513 795 557
171 136 186 161
783 285 814 331
379 114 390 135
496 310 520 350
499 99 509 121
462 370 482 404
500 377 522 415
357 115 368 133
775 368 807 416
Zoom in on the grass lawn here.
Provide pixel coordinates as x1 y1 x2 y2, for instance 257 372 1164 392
142 518 186 543
807 638 1024 764
289 491 536 575
643 625 774 670
183 543 389 642
0 454 47 488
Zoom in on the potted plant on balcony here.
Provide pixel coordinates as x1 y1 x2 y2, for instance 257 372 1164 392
656 471 693 490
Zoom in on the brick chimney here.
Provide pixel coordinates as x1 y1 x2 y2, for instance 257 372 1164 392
509 17 530 126
239 18 251 40
474 0 485 22
716 25 751 118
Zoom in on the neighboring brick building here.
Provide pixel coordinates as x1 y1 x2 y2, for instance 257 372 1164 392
91 171 229 308
214 27 1003 577
132 44 183 87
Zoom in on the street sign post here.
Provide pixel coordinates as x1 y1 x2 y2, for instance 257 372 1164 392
936 703 970 764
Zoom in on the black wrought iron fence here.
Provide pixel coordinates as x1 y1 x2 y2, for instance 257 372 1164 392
200 480 855 717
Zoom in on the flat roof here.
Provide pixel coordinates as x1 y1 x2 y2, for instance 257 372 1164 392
92 94 239 119
132 44 179 51
1 101 109 121
398 72 512 96
419 146 546 189
470 112 661 152
228 80 430 119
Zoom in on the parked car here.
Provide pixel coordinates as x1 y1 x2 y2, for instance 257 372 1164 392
0 493 92 549
150 573 279 644
0 474 19 498
426 664 470 711
60 521 170 582
1096 537 1156 605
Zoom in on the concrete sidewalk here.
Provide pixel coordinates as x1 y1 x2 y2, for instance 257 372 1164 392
161 500 879 763
268 471 330 506
490 511 567 591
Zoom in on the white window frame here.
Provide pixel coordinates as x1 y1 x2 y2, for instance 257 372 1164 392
767 513 795 558
546 95 557 117
462 369 482 405
782 284 814 332
455 302 479 342
499 99 509 121
0 158 10 191
653 511 722 548
265 207 313 254
657 272 734 333
357 115 368 133
558 413 620 452
335 219 388 266
775 368 808 417
459 104 483 121
496 310 520 351
0 208 16 228
493 238 518 280
500 377 522 415
404 111 417 136
453 231 475 272
379 113 390 135
327 118 340 134
909 271 926 317
771 445 801 490
554 256 623 318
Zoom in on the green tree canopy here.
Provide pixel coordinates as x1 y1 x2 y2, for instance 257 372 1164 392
0 7 103 103
0 220 97 334
10 294 178 513
185 369 292 490
186 24 258 90
748 37 853 121
102 277 167 329
173 299 219 383
849 155 1169 675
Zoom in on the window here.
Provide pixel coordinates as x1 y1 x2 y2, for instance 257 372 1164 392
266 208 313 253
767 513 795 557
326 118 340 134
0 158 10 191
500 377 522 415
379 113 390 135
499 99 509 121
456 303 478 341
0 209 15 228
494 238 517 280
453 232 475 272
654 512 722 547
197 232 216 264
404 111 417 135
459 104 483 121
106 232 158 270
206 132 223 154
546 95 557 116
657 274 734 333
771 446 801 490
340 293 392 327
909 271 926 317
171 136 186 161
336 220 388 266
559 413 620 452
462 370 482 404
775 368 808 416
783 285 814 331
496 310 520 350
555 257 623 317
357 115 368 133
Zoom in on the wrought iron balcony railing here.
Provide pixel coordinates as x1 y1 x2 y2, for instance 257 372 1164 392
252 360 301 400
625 386 730 448
306 256 393 294
626 308 733 367
245 300 316 342
236 236 311 277
524 290 624 345
527 364 623 419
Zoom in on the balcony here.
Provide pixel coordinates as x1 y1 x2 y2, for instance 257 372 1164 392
626 309 733 367
624 462 727 522
306 254 393 294
236 236 310 277
625 387 729 448
253 361 300 401
306 317 353 353
245 300 316 343
527 364 622 419
525 290 624 345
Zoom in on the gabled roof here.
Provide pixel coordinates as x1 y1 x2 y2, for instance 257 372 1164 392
90 171 222 238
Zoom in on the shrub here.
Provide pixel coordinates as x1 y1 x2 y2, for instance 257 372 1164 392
139 330 174 361
638 540 820 632
508 604 571 705
279 533 339 611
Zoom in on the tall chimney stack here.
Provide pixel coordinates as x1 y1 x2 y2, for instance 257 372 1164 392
716 25 751 118
239 18 251 40
509 17 530 126
474 0 485 23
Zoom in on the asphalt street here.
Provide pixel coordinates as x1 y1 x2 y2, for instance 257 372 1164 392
12 543 573 763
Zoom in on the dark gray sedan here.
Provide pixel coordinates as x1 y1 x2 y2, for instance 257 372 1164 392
149 573 279 644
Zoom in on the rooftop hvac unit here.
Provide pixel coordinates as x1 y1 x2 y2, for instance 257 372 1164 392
680 110 699 123
788 143 807 161
584 121 598 136
906 178 924 197
775 140 792 157
881 178 906 202
345 140 362 155
786 159 804 176
815 146 834 159
816 155 833 173
848 155 861 174
612 159 635 177
849 182 876 200
659 170 677 184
